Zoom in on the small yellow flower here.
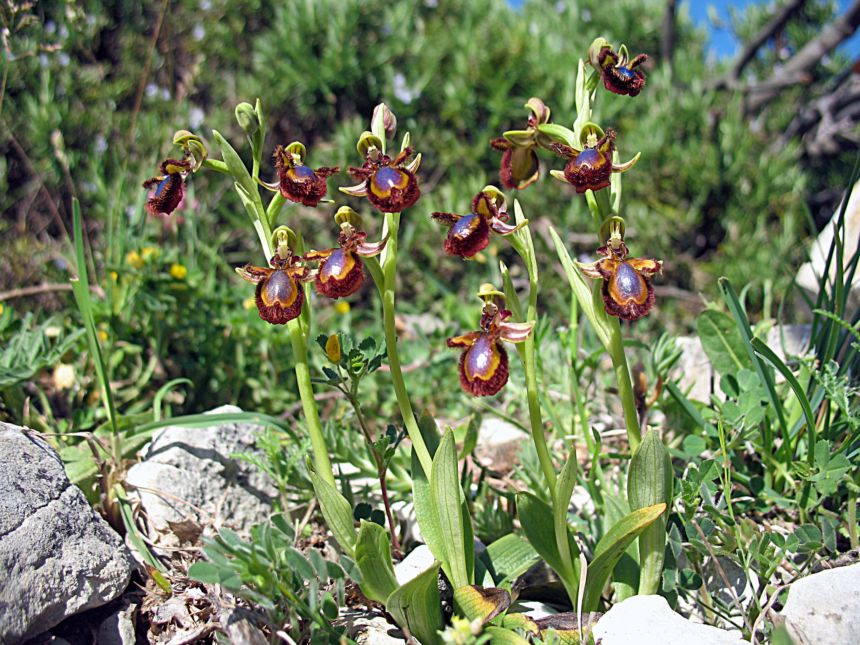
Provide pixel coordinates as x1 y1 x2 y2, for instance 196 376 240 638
0 303 4 316
325 334 342 363
97 330 109 342
125 250 144 269
141 246 160 260
334 300 351 315
52 363 76 391
243 296 256 310
110 271 118 282
169 263 187 280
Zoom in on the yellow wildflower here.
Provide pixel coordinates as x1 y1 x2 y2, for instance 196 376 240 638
169 263 187 280
325 334 342 363
97 330 109 342
141 246 160 260
334 300 351 315
243 296 256 310
125 250 144 269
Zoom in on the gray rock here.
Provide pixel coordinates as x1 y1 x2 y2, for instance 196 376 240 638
674 335 715 403
96 602 137 645
394 544 435 586
796 180 860 295
593 595 749 645
125 405 277 543
474 418 527 472
338 608 405 644
781 562 860 645
0 423 133 644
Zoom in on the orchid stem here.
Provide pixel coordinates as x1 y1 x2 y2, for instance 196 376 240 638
381 211 434 477
523 269 557 496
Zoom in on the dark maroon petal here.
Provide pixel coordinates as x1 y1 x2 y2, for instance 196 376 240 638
601 66 647 97
144 173 184 215
366 168 420 212
254 270 304 324
563 148 613 193
443 213 490 258
315 250 365 298
457 336 509 396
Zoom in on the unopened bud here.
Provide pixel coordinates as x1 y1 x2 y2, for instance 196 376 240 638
235 102 259 136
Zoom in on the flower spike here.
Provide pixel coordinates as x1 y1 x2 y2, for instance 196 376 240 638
589 38 648 97
143 158 192 216
343 146 421 213
447 300 533 397
236 245 311 325
304 223 387 299
580 233 662 321
262 143 339 207
432 187 525 258
549 125 638 193
490 97 551 190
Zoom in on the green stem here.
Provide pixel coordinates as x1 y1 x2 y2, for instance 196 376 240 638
608 321 642 453
380 211 434 477
522 271 558 495
288 318 335 488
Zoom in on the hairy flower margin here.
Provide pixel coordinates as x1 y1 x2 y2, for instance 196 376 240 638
258 142 340 207
304 223 387 299
236 247 311 325
447 295 533 397
143 158 192 216
549 124 638 193
431 187 525 258
589 38 648 97
580 236 662 321
342 139 421 213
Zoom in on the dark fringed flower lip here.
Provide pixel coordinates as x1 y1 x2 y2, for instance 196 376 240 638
343 147 421 213
304 229 387 299
580 242 662 321
550 128 639 193
274 145 339 207
236 253 310 324
447 304 533 397
597 46 648 97
143 158 191 216
432 191 524 259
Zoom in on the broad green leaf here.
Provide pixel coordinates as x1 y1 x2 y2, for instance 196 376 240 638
309 471 356 558
517 492 580 597
696 309 750 377
355 521 398 603
478 533 539 588
484 626 532 645
412 412 448 580
431 430 471 588
583 503 666 610
627 430 673 595
453 585 510 623
386 563 444 645
212 130 256 198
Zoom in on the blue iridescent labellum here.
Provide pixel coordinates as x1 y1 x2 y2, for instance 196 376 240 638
447 303 533 397
143 158 191 216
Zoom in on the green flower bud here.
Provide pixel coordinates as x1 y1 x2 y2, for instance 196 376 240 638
371 103 397 142
235 102 259 136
